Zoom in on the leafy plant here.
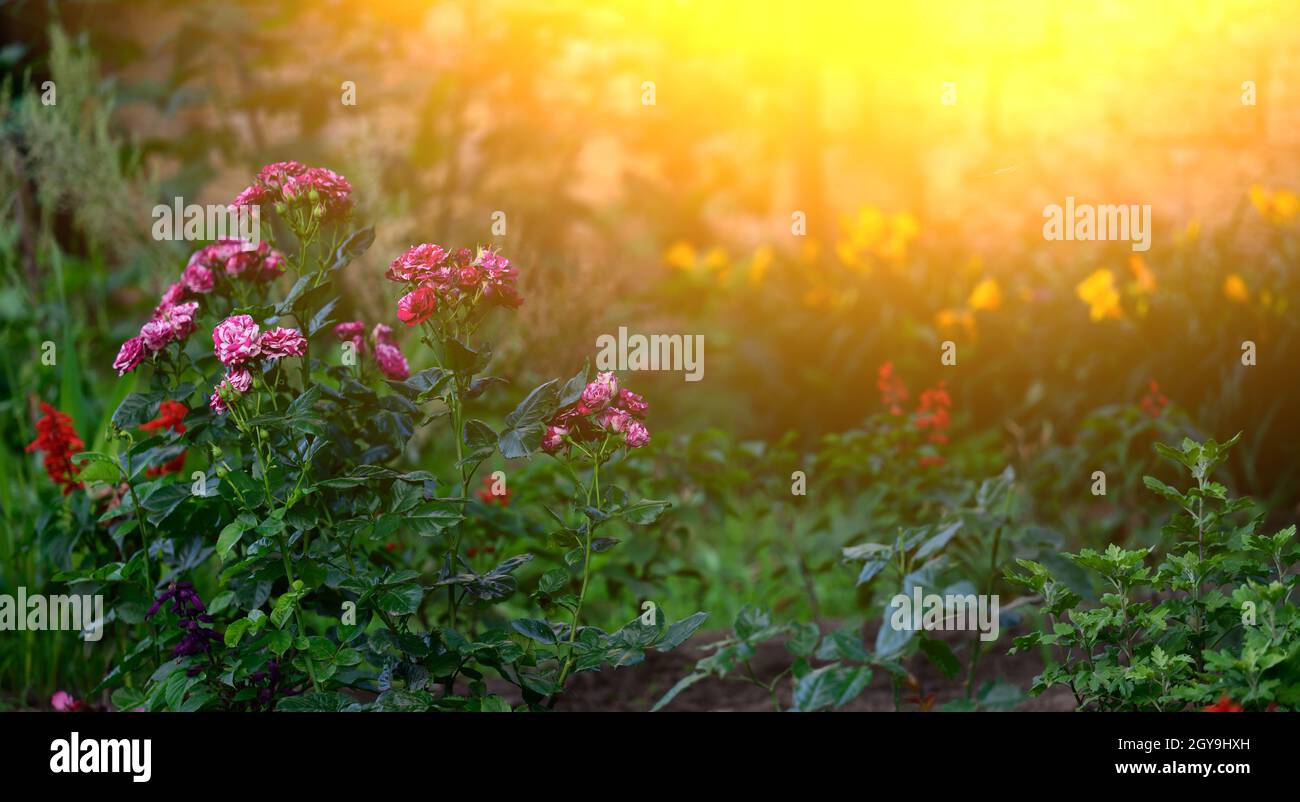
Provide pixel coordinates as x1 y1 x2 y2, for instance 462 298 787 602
1009 434 1300 710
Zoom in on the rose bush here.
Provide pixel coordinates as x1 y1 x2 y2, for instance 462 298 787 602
56 162 703 711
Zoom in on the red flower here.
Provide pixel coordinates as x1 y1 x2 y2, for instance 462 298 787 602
396 286 438 327
140 401 188 434
141 401 189 477
476 474 510 507
877 362 909 415
26 402 84 494
1140 379 1168 417
914 381 951 445
1204 695 1243 713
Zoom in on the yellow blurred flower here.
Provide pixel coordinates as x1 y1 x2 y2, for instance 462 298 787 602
663 240 696 270
1249 185 1299 225
835 206 919 268
1076 269 1123 321
1223 273 1249 303
967 277 1002 312
935 307 975 338
702 247 729 272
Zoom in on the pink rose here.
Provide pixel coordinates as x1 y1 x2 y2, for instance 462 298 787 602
624 420 650 449
182 264 215 294
579 372 619 413
283 167 352 218
258 327 307 359
212 314 262 367
256 161 308 192
374 343 410 380
112 337 146 376
595 407 631 433
386 243 447 283
396 286 438 327
165 301 199 339
154 282 187 318
225 368 253 393
372 323 395 346
231 183 267 209
618 389 648 418
457 265 480 287
334 321 365 340
140 319 175 352
209 386 228 415
541 425 570 453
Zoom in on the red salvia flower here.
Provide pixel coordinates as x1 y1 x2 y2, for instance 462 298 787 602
1139 379 1168 417
914 381 952 445
475 474 510 507
877 361 908 415
25 402 84 495
1204 695 1243 713
141 401 189 477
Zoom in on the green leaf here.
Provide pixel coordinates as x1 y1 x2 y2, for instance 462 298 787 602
111 392 162 429
657 612 707 652
919 637 961 678
328 226 376 273
406 501 464 536
511 618 559 645
791 664 873 711
216 518 252 561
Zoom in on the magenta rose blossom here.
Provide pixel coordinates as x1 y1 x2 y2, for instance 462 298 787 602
164 301 199 339
283 167 353 218
595 407 631 433
541 424 570 454
181 263 215 294
578 372 619 413
396 286 438 326
212 315 262 367
374 343 410 380
209 385 228 415
140 318 175 352
231 183 268 209
113 336 146 376
225 368 253 393
372 323 395 346
334 321 365 340
623 420 650 449
256 160 308 192
386 243 447 283
618 389 648 418
258 327 307 359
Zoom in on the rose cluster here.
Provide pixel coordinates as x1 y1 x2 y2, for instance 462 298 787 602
112 297 200 377
541 372 650 454
208 315 307 414
112 237 287 377
25 401 85 494
387 244 522 327
146 580 220 663
333 320 410 380
232 160 353 221
186 239 285 284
